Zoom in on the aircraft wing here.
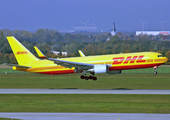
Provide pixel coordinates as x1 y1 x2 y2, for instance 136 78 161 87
34 47 93 70
2 63 31 68
48 58 94 70
34 46 47 59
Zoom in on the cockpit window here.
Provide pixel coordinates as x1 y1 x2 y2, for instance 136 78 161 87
158 55 162 57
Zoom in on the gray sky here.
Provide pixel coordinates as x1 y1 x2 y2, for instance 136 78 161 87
0 0 170 31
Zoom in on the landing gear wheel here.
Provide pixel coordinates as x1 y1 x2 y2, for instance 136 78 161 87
93 77 97 81
153 71 157 75
89 76 93 79
80 73 97 80
80 75 85 79
85 77 89 80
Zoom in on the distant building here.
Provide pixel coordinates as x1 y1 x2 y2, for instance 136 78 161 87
162 35 170 41
136 31 170 36
50 51 67 56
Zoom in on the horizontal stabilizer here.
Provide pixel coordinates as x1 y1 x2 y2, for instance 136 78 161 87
3 63 31 68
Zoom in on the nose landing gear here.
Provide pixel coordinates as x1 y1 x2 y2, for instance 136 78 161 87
153 66 158 75
153 71 157 75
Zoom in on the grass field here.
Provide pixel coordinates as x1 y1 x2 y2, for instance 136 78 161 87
0 73 170 89
0 74 170 89
0 94 169 113
122 67 170 74
1 67 170 74
0 65 170 114
0 118 20 120
0 68 26 74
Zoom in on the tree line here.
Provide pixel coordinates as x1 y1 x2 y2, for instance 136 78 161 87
0 29 170 64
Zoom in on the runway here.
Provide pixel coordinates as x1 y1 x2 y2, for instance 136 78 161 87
0 89 170 94
0 113 170 120
1 89 169 120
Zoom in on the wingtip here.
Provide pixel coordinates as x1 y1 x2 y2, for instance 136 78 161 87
78 50 85 57
6 36 15 38
34 46 47 59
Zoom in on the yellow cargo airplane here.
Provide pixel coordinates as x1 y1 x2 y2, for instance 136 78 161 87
4 36 168 80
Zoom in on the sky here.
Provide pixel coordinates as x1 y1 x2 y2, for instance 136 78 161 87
0 0 170 31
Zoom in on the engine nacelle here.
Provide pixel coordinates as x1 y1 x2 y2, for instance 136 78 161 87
93 64 108 74
90 65 122 74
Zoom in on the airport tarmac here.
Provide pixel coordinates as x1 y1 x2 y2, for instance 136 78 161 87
0 89 170 94
1 89 169 120
0 113 170 120
1 10 170 120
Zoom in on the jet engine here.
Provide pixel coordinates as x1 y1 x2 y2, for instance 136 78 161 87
93 64 108 74
90 64 121 74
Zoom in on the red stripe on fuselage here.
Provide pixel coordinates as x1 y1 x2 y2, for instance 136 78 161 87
36 69 75 75
109 63 163 71
36 63 163 75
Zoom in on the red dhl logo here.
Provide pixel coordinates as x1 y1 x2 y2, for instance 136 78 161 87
16 51 28 55
112 55 146 64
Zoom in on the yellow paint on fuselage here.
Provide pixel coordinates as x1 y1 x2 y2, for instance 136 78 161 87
7 36 167 74
17 52 167 73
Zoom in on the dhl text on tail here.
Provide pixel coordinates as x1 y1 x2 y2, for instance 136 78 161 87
4 36 168 80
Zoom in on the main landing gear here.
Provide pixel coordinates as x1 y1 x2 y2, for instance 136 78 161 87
79 70 97 80
80 72 97 80
80 75 97 80
153 66 158 75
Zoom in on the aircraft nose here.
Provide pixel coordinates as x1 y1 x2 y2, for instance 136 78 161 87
164 57 168 62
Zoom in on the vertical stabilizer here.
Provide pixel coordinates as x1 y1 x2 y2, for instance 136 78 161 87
6 36 38 65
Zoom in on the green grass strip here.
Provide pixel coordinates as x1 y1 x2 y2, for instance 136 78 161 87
122 67 170 74
1 67 170 74
0 74 170 89
0 118 20 120
0 94 169 113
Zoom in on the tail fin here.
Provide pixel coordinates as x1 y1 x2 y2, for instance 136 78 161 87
34 46 47 59
78 50 85 57
6 36 38 65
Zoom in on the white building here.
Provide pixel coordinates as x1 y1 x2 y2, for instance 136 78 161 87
50 51 67 56
136 31 170 36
